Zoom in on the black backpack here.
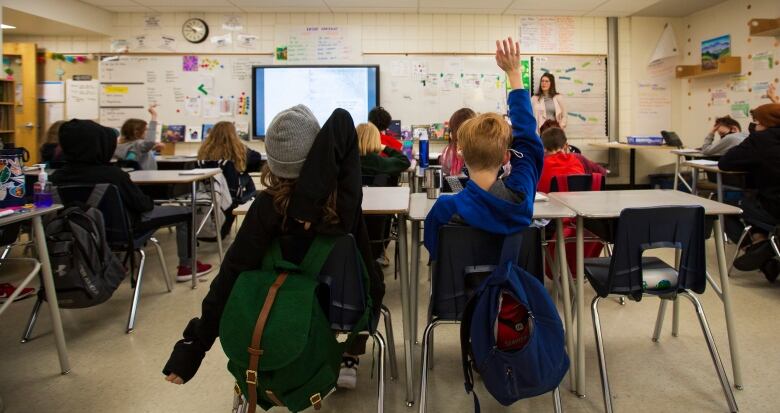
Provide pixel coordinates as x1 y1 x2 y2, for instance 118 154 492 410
42 185 126 308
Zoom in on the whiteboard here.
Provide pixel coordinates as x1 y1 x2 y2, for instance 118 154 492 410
532 55 607 138
99 54 270 139
97 53 607 140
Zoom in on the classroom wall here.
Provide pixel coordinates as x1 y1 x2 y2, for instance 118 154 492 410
2 0 113 36
680 0 780 145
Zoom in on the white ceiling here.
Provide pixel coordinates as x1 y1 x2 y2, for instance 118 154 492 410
74 0 727 16
2 8 105 35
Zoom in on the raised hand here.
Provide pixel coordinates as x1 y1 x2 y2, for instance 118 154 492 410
495 37 523 90
148 104 159 121
768 82 779 104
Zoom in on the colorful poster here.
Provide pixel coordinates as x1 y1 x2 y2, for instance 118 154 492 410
730 101 750 119
183 55 198 72
701 35 731 70
161 124 186 143
202 123 215 139
185 127 202 143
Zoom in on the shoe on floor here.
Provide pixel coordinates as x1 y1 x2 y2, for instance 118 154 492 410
0 283 36 303
176 261 213 282
337 356 359 390
760 259 780 283
734 240 775 271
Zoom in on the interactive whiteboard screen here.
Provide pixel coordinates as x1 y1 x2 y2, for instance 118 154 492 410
253 65 379 137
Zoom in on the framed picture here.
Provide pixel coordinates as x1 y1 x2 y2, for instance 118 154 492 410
201 123 215 140
411 124 430 140
702 35 731 70
161 124 186 143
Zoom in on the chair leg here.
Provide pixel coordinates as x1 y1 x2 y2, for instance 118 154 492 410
20 295 44 343
729 225 751 275
672 297 680 337
126 249 147 333
371 331 386 413
591 296 613 413
678 291 739 413
0 244 11 260
380 305 398 380
149 237 172 293
652 299 669 342
769 235 780 259
552 387 563 413
418 321 438 413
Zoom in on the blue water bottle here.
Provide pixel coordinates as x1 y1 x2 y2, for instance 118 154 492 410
418 130 429 169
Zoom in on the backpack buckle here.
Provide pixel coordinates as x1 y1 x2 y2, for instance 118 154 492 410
309 393 322 409
245 369 257 385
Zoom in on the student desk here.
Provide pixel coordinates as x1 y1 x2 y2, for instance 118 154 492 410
130 169 223 288
407 193 580 395
683 160 746 242
0 205 70 374
670 149 712 192
549 190 744 396
156 155 197 170
589 142 678 188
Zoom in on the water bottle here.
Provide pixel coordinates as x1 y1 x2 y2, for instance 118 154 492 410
33 164 53 208
418 130 429 169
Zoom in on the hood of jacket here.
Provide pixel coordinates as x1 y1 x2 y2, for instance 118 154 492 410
453 180 532 235
59 119 118 165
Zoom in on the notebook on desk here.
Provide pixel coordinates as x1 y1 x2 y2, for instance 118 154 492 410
535 192 549 202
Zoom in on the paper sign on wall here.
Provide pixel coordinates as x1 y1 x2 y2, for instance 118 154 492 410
730 101 750 119
38 81 65 102
66 79 99 119
752 52 774 71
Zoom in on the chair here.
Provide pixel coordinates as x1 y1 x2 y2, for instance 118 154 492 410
116 159 142 171
21 184 172 339
362 174 401 277
729 212 780 277
584 206 738 413
0 222 41 318
419 224 558 413
278 234 398 413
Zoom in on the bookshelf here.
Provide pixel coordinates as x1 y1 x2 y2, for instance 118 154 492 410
749 18 780 37
0 80 15 146
675 57 742 79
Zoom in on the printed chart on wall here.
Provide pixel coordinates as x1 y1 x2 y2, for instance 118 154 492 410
274 26 361 64
532 55 607 138
98 54 269 140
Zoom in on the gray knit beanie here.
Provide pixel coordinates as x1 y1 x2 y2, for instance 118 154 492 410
265 104 320 179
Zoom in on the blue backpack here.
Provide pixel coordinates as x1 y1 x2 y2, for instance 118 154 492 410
460 232 569 411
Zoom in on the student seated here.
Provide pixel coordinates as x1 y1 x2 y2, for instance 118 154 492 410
196 121 262 237
424 37 543 261
357 122 411 263
357 122 411 177
538 126 607 193
52 119 212 281
439 108 476 177
114 105 165 170
164 105 385 390
700 115 748 156
368 106 403 152
720 103 780 281
40 120 65 166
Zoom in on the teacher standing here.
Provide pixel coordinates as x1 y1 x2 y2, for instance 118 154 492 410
531 73 567 132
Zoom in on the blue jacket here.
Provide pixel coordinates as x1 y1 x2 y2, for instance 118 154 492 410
424 89 544 260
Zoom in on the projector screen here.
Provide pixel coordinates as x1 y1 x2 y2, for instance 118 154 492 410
253 65 379 138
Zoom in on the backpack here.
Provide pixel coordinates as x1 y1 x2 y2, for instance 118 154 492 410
220 236 371 413
460 232 569 411
42 185 126 308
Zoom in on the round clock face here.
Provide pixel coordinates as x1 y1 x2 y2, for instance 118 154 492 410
182 18 209 44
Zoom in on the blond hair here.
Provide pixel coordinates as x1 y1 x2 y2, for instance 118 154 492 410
197 121 247 171
357 123 382 156
45 120 66 144
457 113 511 171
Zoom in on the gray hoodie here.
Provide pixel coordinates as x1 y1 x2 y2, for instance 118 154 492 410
700 131 748 156
114 120 158 170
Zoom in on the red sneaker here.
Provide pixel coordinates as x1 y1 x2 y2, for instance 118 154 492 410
0 283 36 303
176 261 213 282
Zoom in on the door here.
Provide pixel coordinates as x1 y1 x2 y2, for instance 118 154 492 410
3 42 38 163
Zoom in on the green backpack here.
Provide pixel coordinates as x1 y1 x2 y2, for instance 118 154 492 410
219 236 372 413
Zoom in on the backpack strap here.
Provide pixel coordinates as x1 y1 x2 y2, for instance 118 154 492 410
246 272 289 413
555 176 569 193
590 173 603 191
499 232 524 267
86 184 110 209
460 295 481 413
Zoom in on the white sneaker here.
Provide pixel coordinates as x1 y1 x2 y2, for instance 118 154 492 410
337 357 359 390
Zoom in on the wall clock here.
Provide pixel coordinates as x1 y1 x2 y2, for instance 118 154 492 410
182 18 209 44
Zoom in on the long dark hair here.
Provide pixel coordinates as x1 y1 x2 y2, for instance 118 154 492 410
536 73 559 97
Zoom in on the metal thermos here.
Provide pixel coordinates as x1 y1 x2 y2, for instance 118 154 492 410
424 166 443 199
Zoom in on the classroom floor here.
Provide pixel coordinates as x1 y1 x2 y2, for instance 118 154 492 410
0 226 777 413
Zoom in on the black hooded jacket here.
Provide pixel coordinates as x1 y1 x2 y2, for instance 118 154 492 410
50 119 154 219
719 126 780 218
162 109 384 383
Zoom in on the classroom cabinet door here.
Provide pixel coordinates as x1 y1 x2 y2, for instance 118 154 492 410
2 42 38 164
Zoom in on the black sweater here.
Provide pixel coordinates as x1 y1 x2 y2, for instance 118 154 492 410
163 109 383 383
719 126 780 218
